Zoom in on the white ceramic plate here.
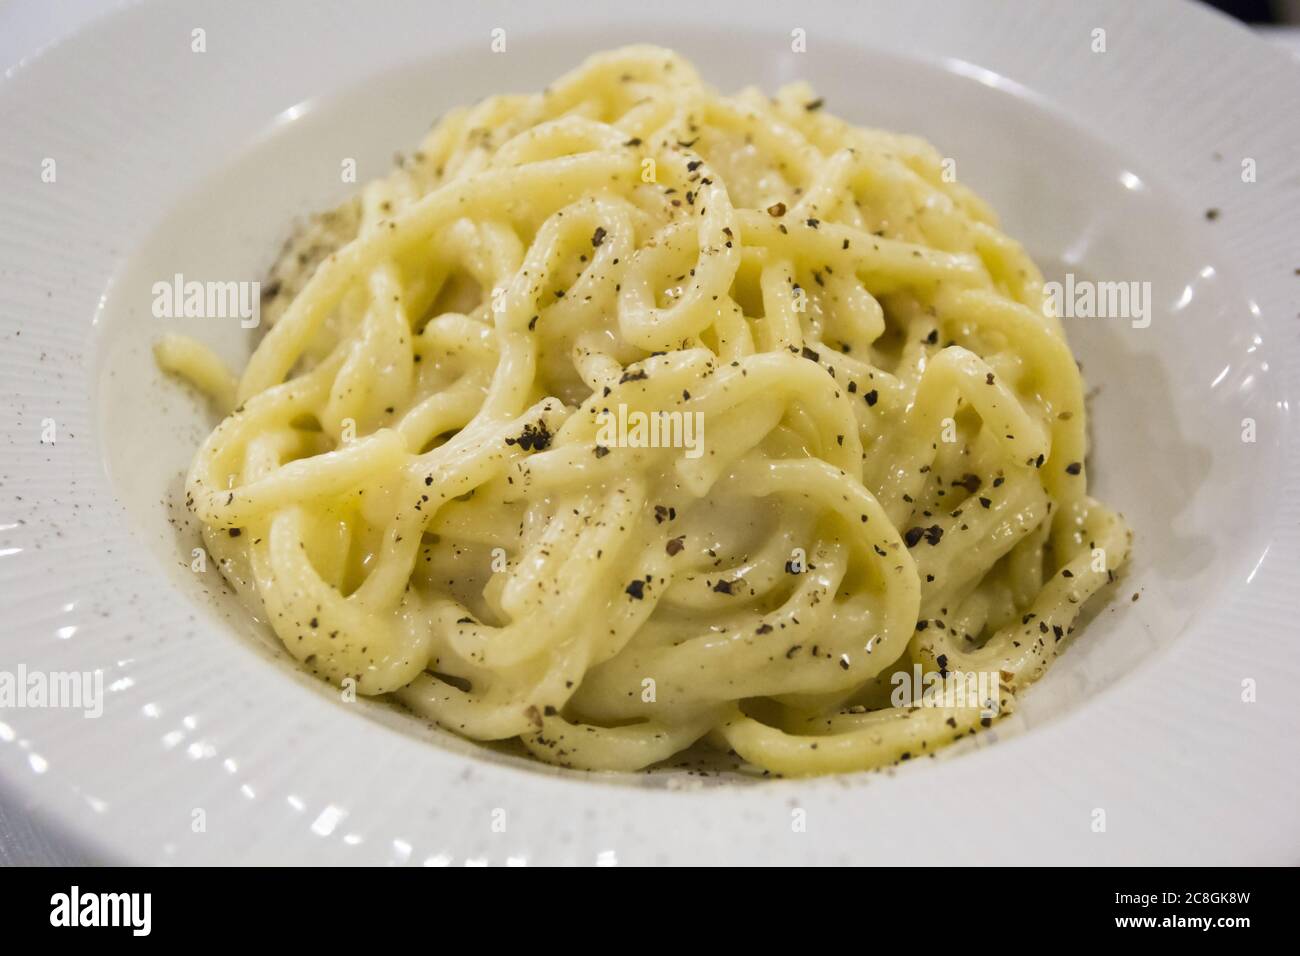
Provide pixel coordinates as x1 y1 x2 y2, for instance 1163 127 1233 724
2 0 1298 865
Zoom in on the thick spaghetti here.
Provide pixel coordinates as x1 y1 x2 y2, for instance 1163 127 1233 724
157 46 1131 776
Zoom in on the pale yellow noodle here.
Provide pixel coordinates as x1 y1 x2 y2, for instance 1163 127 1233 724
158 46 1131 776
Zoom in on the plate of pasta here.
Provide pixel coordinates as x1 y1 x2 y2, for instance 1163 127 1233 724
2 0 1298 865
